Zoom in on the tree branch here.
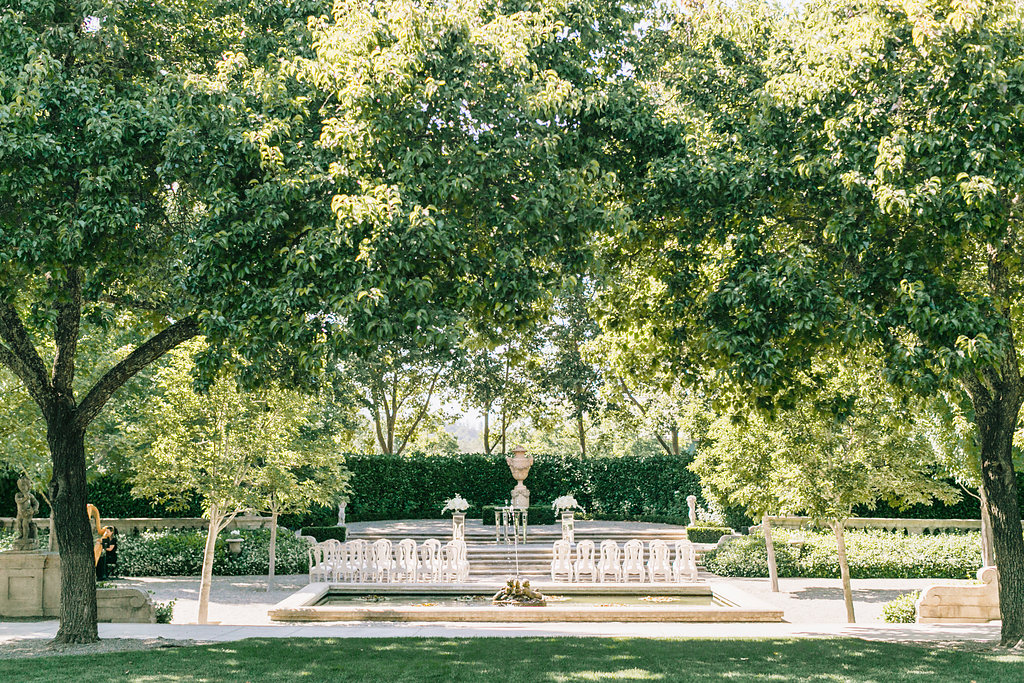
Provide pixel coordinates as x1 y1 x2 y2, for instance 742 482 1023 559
0 299 51 410
395 367 442 456
74 316 199 430
51 267 82 395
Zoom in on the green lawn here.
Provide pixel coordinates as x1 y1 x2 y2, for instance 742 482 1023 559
3 637 1020 682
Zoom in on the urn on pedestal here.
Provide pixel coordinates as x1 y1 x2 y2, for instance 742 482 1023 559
505 446 533 509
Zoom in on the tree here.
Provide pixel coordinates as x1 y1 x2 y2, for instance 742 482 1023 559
692 358 959 622
614 0 1024 644
537 287 604 456
250 390 350 588
132 342 349 620
2 0 621 642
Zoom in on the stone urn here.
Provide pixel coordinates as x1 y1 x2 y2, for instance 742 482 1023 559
506 446 533 509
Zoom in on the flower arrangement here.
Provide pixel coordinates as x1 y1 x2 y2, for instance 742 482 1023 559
441 494 470 514
552 495 582 513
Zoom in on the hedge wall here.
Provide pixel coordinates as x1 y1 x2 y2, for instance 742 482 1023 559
340 452 703 522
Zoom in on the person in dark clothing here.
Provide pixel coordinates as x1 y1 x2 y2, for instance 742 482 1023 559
101 527 119 578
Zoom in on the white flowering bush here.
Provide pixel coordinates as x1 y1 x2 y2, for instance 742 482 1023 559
552 495 582 513
441 494 470 514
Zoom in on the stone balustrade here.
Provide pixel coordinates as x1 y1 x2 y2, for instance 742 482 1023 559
0 514 274 536
752 516 983 535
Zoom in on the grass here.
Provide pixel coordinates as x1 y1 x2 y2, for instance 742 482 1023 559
2 637 1022 682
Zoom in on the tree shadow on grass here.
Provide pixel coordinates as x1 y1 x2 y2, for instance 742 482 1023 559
0 637 1021 683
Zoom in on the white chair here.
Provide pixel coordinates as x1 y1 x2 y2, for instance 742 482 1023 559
597 540 621 583
453 539 470 581
419 538 442 582
646 540 672 582
323 539 344 582
622 539 645 582
550 540 573 581
371 539 394 582
395 539 419 582
673 539 698 582
346 539 370 581
307 542 326 582
573 539 597 582
441 541 461 582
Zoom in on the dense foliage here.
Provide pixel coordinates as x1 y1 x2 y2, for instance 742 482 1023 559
704 530 983 580
117 529 310 577
882 593 920 624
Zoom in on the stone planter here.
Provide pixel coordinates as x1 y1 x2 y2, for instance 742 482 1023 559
226 537 242 556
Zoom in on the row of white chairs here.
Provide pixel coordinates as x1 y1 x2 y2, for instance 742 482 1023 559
550 539 698 582
309 538 469 583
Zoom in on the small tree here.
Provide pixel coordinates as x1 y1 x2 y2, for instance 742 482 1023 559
250 390 351 588
132 343 332 622
693 361 958 622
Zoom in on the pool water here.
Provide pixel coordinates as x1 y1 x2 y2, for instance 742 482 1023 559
316 593 718 608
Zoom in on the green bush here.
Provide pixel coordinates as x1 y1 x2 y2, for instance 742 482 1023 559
686 526 733 544
480 505 556 525
118 529 311 576
703 529 983 579
882 592 919 623
155 599 176 624
302 526 347 542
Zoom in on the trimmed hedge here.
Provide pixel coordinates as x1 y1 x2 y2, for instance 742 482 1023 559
342 453 703 522
703 529 983 579
302 526 347 542
118 529 310 577
686 526 732 544
882 593 920 623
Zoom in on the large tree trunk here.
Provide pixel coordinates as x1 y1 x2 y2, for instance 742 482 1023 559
968 382 1024 646
198 505 222 625
832 520 855 624
48 410 97 644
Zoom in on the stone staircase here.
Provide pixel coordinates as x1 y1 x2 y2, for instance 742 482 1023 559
346 520 697 579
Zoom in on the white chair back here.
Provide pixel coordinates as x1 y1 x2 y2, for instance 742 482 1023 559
420 538 442 582
597 540 621 583
673 539 698 581
395 539 418 582
573 539 597 582
308 542 326 582
622 539 645 582
372 538 394 582
646 540 672 582
550 540 573 581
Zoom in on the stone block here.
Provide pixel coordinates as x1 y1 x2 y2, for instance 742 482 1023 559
0 551 60 617
97 588 156 624
917 566 1000 624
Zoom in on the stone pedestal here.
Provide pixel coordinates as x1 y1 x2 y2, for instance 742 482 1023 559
452 513 466 541
0 551 60 618
561 511 575 544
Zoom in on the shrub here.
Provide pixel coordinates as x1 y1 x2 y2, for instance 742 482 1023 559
302 526 347 542
118 529 311 576
881 592 919 624
686 526 733 544
702 529 982 580
703 533 802 577
155 599 176 624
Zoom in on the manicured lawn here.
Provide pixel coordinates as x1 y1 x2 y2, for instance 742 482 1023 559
4 637 1021 682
